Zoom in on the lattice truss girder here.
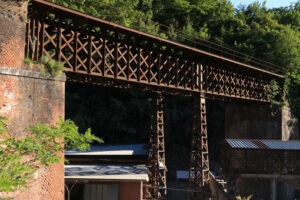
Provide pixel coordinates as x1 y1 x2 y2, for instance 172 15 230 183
189 94 210 198
146 93 167 199
26 0 283 102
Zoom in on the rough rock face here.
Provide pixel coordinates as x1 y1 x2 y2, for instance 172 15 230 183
282 105 299 141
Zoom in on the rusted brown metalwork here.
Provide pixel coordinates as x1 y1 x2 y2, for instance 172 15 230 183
146 93 167 199
189 94 210 199
26 0 284 103
24 1 288 198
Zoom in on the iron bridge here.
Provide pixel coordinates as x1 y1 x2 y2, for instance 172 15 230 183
26 0 285 102
25 1 285 199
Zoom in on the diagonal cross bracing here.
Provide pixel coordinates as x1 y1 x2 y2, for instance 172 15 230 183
147 93 167 199
26 0 284 102
189 94 210 200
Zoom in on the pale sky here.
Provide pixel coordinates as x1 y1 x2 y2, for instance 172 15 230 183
230 0 299 8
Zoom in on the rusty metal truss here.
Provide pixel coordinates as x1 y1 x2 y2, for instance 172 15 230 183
26 0 284 102
24 1 288 198
146 93 167 199
189 94 210 199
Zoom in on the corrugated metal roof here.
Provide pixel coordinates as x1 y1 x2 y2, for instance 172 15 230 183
65 164 148 181
226 139 257 149
65 144 147 156
262 140 300 150
225 139 300 151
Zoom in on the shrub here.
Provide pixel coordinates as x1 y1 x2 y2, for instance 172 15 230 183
0 116 102 193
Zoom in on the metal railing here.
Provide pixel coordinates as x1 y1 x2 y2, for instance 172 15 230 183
26 0 284 101
42 0 287 75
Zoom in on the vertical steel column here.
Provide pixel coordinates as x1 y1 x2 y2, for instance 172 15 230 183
147 93 167 199
189 93 210 199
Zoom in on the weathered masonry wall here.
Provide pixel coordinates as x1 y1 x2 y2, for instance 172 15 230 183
0 66 65 200
224 103 281 199
225 103 281 139
0 0 27 70
0 1 65 199
225 102 299 140
224 103 300 199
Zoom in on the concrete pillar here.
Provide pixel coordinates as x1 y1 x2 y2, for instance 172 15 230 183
0 1 65 199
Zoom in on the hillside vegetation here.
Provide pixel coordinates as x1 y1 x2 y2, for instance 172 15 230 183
49 0 300 121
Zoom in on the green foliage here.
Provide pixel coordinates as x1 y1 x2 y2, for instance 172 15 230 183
39 56 66 76
59 118 103 151
46 0 159 35
286 66 300 121
42 0 300 80
24 57 37 70
24 57 33 64
0 116 102 193
268 79 284 116
0 116 41 192
24 56 65 76
236 195 253 200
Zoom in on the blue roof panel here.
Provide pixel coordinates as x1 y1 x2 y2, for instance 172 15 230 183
226 139 257 149
225 139 300 151
262 140 300 150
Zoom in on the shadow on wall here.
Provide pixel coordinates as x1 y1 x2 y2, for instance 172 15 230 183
225 103 282 139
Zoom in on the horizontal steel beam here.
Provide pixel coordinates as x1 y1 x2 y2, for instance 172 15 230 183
26 0 285 102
